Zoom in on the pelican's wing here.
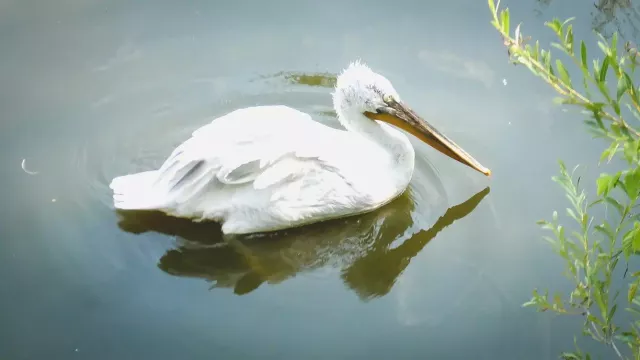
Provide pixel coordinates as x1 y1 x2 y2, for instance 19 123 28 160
151 105 347 206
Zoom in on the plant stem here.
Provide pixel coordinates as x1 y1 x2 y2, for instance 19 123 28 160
489 7 640 138
611 339 624 359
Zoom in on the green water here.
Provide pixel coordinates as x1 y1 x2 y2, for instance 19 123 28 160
1 0 637 358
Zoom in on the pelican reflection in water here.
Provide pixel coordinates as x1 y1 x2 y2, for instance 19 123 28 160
111 61 490 235
117 186 490 299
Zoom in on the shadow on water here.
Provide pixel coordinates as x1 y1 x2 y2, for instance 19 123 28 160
257 71 338 88
116 186 490 300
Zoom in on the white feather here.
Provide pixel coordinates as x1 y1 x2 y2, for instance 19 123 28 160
110 62 419 234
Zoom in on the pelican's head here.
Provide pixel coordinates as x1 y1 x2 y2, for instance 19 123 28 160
332 60 491 177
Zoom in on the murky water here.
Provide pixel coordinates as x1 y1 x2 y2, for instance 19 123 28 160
1 0 637 358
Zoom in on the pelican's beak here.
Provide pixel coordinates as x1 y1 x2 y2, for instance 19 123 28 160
365 98 491 176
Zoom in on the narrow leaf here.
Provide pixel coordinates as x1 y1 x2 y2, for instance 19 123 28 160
588 198 604 208
624 72 636 101
598 41 610 56
600 56 610 83
595 223 615 241
556 59 572 87
501 8 510 35
634 231 640 252
623 226 639 258
545 19 562 36
629 279 639 303
600 141 620 164
608 304 618 323
604 196 624 215
593 284 608 320
580 41 587 69
488 0 496 15
629 284 638 304
561 17 575 27
564 25 574 53
617 74 630 101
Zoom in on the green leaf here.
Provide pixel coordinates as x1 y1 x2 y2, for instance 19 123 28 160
585 120 605 137
617 73 630 101
607 304 618 324
541 49 551 71
629 278 640 303
622 222 640 258
624 167 640 198
598 40 610 57
604 196 624 216
545 19 562 37
551 42 567 55
582 73 592 98
615 332 639 346
593 283 608 321
566 208 578 222
553 96 572 105
612 100 621 116
600 141 620 163
564 25 574 53
600 56 610 83
595 221 615 241
593 59 611 101
585 101 606 113
580 40 587 69
626 106 640 128
488 0 496 14
556 59 572 87
624 72 637 101
588 198 604 208
610 121 623 136
634 231 640 252
560 352 582 360
596 175 610 196
596 173 620 197
501 8 510 35
623 139 640 163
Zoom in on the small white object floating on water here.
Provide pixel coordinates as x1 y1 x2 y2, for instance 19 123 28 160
21 158 39 175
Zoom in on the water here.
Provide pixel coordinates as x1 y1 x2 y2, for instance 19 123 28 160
1 0 637 358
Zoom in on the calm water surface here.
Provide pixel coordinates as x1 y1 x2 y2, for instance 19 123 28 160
1 0 637 359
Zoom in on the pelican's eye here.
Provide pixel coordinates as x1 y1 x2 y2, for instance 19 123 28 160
383 94 394 104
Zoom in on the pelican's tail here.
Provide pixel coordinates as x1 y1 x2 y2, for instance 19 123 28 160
110 170 165 210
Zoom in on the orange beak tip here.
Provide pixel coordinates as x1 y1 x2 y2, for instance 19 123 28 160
476 167 491 177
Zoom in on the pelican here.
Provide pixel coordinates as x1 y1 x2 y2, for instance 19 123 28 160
110 61 491 234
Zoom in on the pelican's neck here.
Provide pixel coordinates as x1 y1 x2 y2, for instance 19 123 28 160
337 109 416 188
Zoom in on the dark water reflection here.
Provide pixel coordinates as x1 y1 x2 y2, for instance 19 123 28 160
118 187 489 299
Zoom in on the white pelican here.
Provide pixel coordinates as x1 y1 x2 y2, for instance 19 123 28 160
110 61 491 234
